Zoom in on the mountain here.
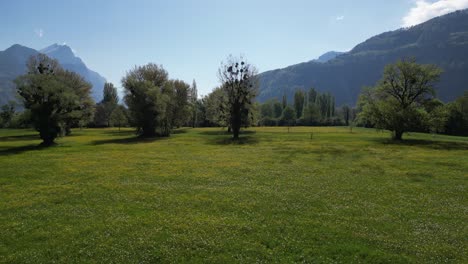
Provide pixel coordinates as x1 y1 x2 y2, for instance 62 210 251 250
0 44 106 106
258 9 468 106
313 51 345 63
40 44 106 101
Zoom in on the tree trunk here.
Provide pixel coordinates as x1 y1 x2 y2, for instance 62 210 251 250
233 126 240 139
393 130 403 140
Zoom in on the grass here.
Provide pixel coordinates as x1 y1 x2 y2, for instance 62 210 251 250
0 127 467 263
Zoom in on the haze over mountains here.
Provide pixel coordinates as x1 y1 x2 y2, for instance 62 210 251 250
258 9 468 106
0 44 106 106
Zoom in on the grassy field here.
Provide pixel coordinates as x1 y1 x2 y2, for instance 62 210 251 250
0 127 467 263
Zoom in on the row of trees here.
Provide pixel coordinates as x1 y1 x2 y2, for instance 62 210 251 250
258 89 341 127
2 53 258 144
1 54 467 143
4 54 200 145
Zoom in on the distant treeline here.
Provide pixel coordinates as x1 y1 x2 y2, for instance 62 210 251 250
1 55 467 142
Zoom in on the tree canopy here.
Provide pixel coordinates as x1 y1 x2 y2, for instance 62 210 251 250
358 58 442 140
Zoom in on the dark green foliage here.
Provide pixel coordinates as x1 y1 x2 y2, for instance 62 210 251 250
122 63 169 137
260 100 274 118
280 105 296 127
273 100 283 118
294 90 305 119
204 86 229 127
258 87 341 127
168 79 191 129
122 63 190 137
0 101 16 128
342 105 351 126
110 105 129 130
189 79 198 127
358 59 442 140
445 91 468 136
94 83 119 127
15 54 94 145
218 56 258 139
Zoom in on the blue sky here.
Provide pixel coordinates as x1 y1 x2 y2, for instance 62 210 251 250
1 0 465 97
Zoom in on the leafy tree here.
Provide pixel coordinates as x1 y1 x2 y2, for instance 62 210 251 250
281 105 296 129
94 83 119 127
316 93 335 119
260 100 274 118
169 79 190 129
294 90 305 119
428 105 449 134
122 63 169 137
358 59 442 140
189 79 198 127
205 86 229 127
282 94 287 109
15 54 94 145
102 83 119 126
308 88 318 105
273 100 283 118
302 104 320 125
110 105 129 130
445 91 468 136
59 70 95 133
0 101 16 128
342 105 351 126
218 56 258 139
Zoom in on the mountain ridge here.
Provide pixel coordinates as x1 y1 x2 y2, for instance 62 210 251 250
0 43 106 106
257 9 468 106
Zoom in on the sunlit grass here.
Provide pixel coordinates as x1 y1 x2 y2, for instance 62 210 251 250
1 127 467 263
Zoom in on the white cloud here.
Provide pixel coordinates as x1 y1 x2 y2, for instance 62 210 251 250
34 28 44 38
402 0 468 27
336 16 345 21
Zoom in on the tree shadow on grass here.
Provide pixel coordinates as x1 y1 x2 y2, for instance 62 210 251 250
0 144 50 156
102 130 136 136
91 136 168 146
198 130 256 136
172 128 189 134
373 138 468 151
205 135 259 146
0 134 40 142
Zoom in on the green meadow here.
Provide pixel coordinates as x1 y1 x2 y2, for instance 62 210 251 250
0 127 467 263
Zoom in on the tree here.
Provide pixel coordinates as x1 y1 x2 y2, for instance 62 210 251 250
59 70 95 133
103 83 119 126
281 105 296 131
205 86 229 127
218 56 258 139
302 104 320 125
294 90 305 119
122 63 169 137
358 58 442 140
273 100 283 118
0 101 16 128
282 94 287 109
189 79 198 127
110 105 128 130
15 54 94 145
169 79 190 129
260 100 274 118
445 91 468 136
342 105 351 126
94 83 119 127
